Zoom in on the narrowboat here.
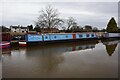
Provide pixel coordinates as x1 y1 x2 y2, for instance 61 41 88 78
103 33 120 38
25 33 98 44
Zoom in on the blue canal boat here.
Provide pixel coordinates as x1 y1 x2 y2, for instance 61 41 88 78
25 33 97 43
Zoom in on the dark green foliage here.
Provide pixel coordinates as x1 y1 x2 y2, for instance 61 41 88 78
92 27 98 32
84 25 92 32
100 29 106 32
106 17 119 33
27 25 33 31
34 25 41 32
118 28 120 33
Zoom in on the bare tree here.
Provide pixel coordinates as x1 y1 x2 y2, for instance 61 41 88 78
35 5 64 32
67 17 75 30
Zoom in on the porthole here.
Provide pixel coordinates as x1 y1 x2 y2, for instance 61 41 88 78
92 34 94 37
79 34 82 37
45 36 48 39
54 36 56 38
66 35 68 38
86 34 89 37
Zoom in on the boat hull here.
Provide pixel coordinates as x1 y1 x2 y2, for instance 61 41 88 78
19 41 27 47
0 41 10 49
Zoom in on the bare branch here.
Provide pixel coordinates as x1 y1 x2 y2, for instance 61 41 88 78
35 5 63 30
67 17 76 30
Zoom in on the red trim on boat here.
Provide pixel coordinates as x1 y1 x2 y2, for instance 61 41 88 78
0 41 10 49
19 44 27 47
72 34 76 39
19 41 27 47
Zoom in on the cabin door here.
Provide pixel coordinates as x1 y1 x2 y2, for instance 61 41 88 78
72 34 76 39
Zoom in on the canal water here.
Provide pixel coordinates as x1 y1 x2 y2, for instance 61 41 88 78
2 39 119 78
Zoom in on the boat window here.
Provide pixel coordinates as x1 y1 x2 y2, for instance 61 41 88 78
66 35 68 38
45 36 48 39
79 34 82 37
86 34 89 37
54 36 56 38
92 34 94 37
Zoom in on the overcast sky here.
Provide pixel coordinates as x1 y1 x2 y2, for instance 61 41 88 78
0 0 119 29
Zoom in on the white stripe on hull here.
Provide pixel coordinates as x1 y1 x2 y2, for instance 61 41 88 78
19 42 26 44
1 43 10 46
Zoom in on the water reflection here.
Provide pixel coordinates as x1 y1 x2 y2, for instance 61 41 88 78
2 39 120 57
24 41 98 74
105 44 117 56
2 40 98 55
102 40 120 56
2 39 119 78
